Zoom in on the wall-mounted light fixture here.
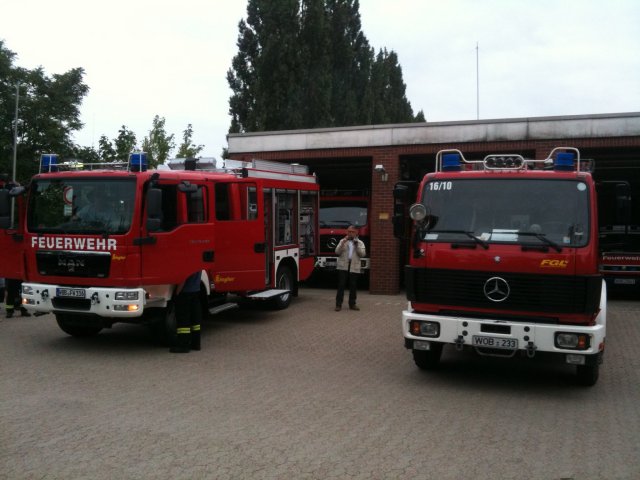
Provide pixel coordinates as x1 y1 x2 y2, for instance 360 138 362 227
374 164 388 182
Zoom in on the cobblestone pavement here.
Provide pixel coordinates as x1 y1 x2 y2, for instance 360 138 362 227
1 288 639 479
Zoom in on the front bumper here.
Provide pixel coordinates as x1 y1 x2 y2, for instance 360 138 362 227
22 282 147 318
315 256 370 270
402 308 605 362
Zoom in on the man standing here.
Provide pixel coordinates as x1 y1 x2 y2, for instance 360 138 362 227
4 278 30 318
335 225 366 311
170 271 203 353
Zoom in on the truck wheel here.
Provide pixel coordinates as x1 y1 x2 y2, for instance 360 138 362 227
271 265 294 310
576 364 599 386
412 344 443 370
55 314 103 337
148 303 176 347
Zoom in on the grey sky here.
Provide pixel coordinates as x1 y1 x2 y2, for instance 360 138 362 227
2 0 639 158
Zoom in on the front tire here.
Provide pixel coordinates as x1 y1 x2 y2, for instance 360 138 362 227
412 344 443 370
271 265 294 310
576 364 599 386
56 314 103 337
147 303 176 347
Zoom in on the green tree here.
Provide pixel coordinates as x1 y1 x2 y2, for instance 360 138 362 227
141 115 175 169
299 0 332 127
326 0 373 126
228 0 303 133
370 49 415 124
114 125 137 160
98 135 117 161
227 0 421 134
73 145 100 164
0 40 89 182
176 124 204 158
94 126 135 163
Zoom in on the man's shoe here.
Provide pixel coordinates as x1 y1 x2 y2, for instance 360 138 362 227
20 308 31 317
335 305 341 311
169 345 190 353
169 333 191 353
349 305 360 311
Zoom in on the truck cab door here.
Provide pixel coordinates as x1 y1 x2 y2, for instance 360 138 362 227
0 189 25 280
210 181 265 292
139 182 215 289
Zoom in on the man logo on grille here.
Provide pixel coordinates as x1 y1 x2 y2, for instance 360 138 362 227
327 237 338 249
484 276 510 302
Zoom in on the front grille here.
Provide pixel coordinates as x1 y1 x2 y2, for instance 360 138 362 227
319 235 370 256
319 235 338 255
406 267 601 315
36 250 111 278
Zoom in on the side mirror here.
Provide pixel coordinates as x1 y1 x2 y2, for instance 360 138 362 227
178 181 198 193
146 187 163 232
9 186 25 197
393 184 409 200
392 184 411 239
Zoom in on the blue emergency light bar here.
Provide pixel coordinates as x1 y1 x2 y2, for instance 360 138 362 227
129 152 148 172
442 153 462 171
40 154 59 173
554 152 575 171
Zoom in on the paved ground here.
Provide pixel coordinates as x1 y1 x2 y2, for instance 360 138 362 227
1 287 639 479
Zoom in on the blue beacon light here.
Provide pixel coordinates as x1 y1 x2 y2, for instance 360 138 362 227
442 153 462 171
554 152 575 171
40 154 59 173
129 152 148 172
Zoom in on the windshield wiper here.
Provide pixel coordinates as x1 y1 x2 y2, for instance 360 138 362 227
427 230 489 250
517 232 562 252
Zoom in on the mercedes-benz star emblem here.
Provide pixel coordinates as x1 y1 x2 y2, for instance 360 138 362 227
483 276 510 302
327 237 338 249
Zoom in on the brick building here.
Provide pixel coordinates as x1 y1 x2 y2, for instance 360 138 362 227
228 112 640 294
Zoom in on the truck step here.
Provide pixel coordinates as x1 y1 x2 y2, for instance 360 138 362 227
247 289 289 299
208 302 239 315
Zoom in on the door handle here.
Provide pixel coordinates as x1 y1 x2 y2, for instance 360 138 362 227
254 242 266 253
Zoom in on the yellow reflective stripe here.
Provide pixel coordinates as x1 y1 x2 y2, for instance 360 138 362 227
191 325 201 332
176 328 191 334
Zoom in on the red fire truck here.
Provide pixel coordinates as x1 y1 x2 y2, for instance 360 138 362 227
394 148 606 386
0 154 318 340
597 180 640 293
316 190 370 272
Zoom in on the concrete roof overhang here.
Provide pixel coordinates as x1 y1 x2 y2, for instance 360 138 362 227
228 112 640 154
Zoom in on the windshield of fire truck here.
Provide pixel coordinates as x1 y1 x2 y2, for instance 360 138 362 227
319 201 368 228
419 179 590 247
28 178 136 234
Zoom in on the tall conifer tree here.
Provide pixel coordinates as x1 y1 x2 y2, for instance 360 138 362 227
227 0 422 134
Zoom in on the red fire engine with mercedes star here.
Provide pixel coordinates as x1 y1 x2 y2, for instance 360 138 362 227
316 190 370 273
393 147 606 386
0 154 319 341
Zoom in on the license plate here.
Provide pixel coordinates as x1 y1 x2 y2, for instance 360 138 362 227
56 287 86 298
472 335 518 349
614 278 636 285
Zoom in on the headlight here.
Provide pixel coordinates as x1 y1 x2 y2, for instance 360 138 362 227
115 291 139 301
555 332 590 350
409 203 427 222
22 285 34 295
409 320 440 337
